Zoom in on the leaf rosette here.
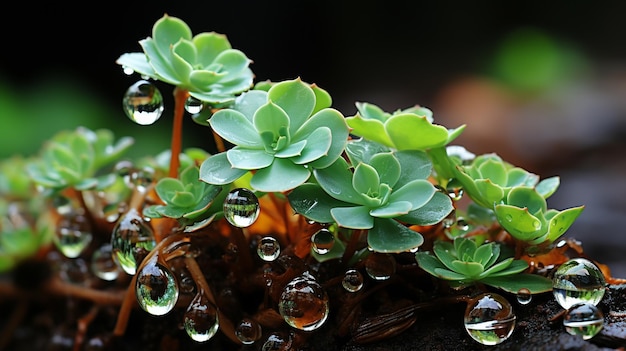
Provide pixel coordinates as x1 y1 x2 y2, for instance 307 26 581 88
199 78 350 192
416 237 552 293
288 148 454 253
116 14 254 104
345 102 465 150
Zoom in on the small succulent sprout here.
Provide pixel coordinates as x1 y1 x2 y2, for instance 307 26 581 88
451 153 541 208
199 78 350 192
27 127 133 194
116 14 254 104
144 165 226 231
494 186 584 246
416 237 553 293
345 102 466 151
288 149 454 253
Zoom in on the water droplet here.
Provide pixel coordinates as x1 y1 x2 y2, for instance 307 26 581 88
446 187 464 201
365 253 396 281
111 208 156 275
505 214 513 222
54 212 93 258
91 243 120 281
563 303 604 340
235 317 262 345
552 258 606 309
135 257 179 316
59 258 89 284
122 65 134 75
257 236 280 262
516 288 532 305
311 228 335 254
224 188 260 228
278 272 329 331
464 292 516 345
183 292 220 342
456 217 470 231
184 96 204 114
261 332 292 351
122 80 164 125
342 269 364 292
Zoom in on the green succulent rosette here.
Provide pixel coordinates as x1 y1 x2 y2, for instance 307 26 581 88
288 147 454 253
416 237 553 293
199 78 350 192
345 102 465 150
116 14 254 104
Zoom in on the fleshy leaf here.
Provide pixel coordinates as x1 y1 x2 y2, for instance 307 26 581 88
388 179 436 211
268 78 315 136
397 192 454 225
314 158 363 204
227 147 274 170
481 274 553 294
546 205 585 242
385 114 450 150
331 206 373 229
352 163 380 196
199 152 248 185
210 109 263 148
249 158 310 192
369 201 413 218
368 152 401 188
287 183 348 223
367 218 424 253
345 115 393 147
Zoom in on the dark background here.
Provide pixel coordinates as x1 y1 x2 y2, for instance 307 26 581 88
1 1 626 275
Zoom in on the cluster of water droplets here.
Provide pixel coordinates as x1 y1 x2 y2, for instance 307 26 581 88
552 257 607 340
463 292 516 346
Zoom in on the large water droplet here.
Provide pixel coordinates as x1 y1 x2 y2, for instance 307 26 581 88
278 272 329 331
91 243 120 281
464 292 516 345
311 228 335 254
235 317 262 345
184 96 204 114
364 253 396 281
342 269 364 292
183 292 220 342
224 188 260 228
135 257 179 316
257 236 280 262
552 258 606 309
54 212 93 258
122 80 164 125
563 302 604 340
111 208 156 275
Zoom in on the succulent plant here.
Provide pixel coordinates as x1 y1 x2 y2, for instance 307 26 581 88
199 78 350 192
116 14 254 104
416 237 553 293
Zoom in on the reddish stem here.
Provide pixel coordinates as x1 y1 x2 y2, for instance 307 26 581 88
169 88 189 179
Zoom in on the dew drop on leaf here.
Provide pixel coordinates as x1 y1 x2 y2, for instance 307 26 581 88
184 96 204 114
235 317 262 345
224 188 260 228
135 257 179 316
342 269 364 292
552 258 606 309
111 208 156 275
311 228 335 254
563 303 604 340
278 272 329 331
122 80 164 125
54 211 93 258
516 288 532 305
257 236 280 262
464 292 516 345
183 292 220 342
364 253 396 281
90 243 120 281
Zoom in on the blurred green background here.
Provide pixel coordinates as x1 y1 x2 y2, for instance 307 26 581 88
1 1 626 275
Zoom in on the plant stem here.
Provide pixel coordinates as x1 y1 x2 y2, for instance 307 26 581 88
169 87 189 179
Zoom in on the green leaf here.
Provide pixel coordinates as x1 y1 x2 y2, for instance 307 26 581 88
210 109 263 148
536 176 560 198
494 204 543 241
331 206 373 229
389 179 436 211
474 179 504 206
290 127 331 164
314 158 363 204
450 261 484 278
369 201 413 218
253 102 291 141
152 14 192 58
226 147 274 170
116 52 155 77
355 102 388 121
506 187 547 214
345 138 390 165
193 32 231 67
155 178 186 204
483 259 528 277
199 152 248 185
394 150 432 188
368 152 401 188
311 84 332 114
546 205 585 242
250 158 310 192
385 114 450 150
367 218 424 253
287 183 347 223
345 115 393 147
275 140 307 159
396 192 454 225
473 243 496 267
352 163 380 196
294 108 349 169
478 159 508 186
481 274 553 294
268 78 315 136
